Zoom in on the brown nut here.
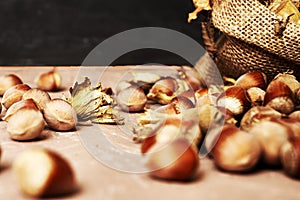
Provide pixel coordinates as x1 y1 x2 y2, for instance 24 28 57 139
208 124 261 172
273 72 300 94
0 74 23 96
7 107 45 141
147 77 178 104
235 71 267 90
145 138 199 181
141 117 201 154
3 99 38 121
217 86 250 116
1 84 31 109
22 88 51 111
116 85 147 112
43 99 77 131
280 137 300 179
13 148 77 197
35 68 62 91
264 80 295 115
240 106 282 132
246 87 266 106
249 120 293 166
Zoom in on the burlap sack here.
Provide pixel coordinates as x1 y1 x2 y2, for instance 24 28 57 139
206 0 300 80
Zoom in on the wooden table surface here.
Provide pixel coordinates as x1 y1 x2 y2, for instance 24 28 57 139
0 66 300 200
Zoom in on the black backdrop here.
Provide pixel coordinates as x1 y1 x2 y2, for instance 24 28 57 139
0 0 204 66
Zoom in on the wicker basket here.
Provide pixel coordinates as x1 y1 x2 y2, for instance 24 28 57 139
202 0 300 80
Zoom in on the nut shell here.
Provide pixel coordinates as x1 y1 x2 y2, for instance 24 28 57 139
1 84 31 109
7 108 45 141
43 99 77 131
0 74 22 95
35 68 62 91
13 148 76 197
280 138 300 178
145 138 199 181
211 124 261 172
22 88 51 111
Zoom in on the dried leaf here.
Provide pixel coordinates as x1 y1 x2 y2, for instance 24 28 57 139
67 77 123 124
188 0 213 22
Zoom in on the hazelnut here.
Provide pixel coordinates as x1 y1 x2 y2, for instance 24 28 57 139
7 107 45 141
235 71 267 90
147 77 178 104
35 68 62 91
13 148 77 197
273 72 300 94
240 106 282 132
115 80 132 94
249 120 293 166
208 124 261 172
264 80 295 115
0 74 22 95
22 88 51 111
3 99 38 121
129 72 160 93
145 138 199 181
141 117 201 154
246 87 266 106
280 138 300 179
1 84 31 109
43 99 77 131
289 110 300 121
116 85 147 112
217 86 250 116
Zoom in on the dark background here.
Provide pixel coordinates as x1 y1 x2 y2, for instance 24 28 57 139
0 0 204 66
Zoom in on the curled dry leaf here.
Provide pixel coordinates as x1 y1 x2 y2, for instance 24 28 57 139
188 0 213 23
67 77 123 124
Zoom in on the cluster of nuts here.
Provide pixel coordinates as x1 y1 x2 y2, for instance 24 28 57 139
120 69 300 181
200 71 300 178
0 69 78 197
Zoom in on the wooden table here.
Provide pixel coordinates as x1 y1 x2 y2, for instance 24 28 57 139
0 66 299 200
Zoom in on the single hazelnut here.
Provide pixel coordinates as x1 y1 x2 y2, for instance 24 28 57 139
235 71 267 90
3 99 38 121
145 138 199 181
35 68 62 91
209 124 261 172
240 106 282 132
141 117 201 154
147 77 178 104
273 72 300 94
217 86 250 116
22 88 51 111
7 107 45 141
280 138 300 179
249 120 293 166
1 84 31 109
129 72 160 93
246 87 266 106
289 110 300 121
0 74 23 95
264 80 295 115
115 80 132 94
43 99 77 131
13 148 77 197
116 85 147 112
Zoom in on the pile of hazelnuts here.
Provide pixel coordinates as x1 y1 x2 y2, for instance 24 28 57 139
0 69 77 198
117 67 300 182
